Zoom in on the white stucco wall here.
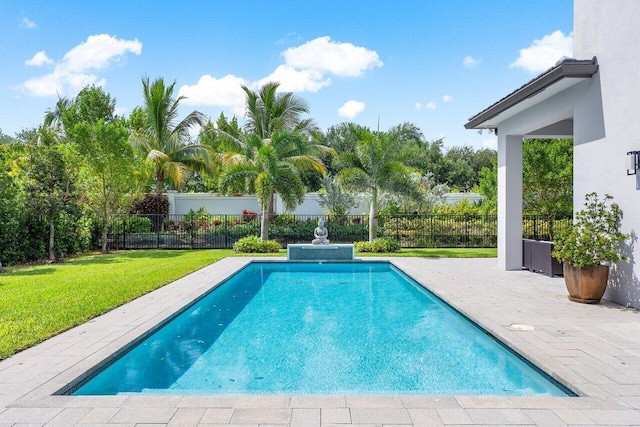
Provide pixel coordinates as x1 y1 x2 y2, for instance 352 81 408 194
573 0 640 308
165 192 482 217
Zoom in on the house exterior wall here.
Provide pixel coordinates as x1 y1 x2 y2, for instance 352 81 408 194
573 0 640 308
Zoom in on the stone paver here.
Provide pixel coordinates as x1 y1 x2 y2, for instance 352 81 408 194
0 257 639 425
350 407 412 424
321 407 351 424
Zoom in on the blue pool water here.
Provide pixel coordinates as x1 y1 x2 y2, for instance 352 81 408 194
73 262 569 396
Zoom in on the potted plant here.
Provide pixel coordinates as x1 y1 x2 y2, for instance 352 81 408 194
552 193 629 303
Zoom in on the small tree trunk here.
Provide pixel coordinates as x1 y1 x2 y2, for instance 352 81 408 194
101 217 108 253
260 206 269 241
369 188 378 242
48 208 56 262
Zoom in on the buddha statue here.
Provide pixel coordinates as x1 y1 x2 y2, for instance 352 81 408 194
312 218 329 244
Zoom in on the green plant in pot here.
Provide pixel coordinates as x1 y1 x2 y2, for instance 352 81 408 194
552 192 629 303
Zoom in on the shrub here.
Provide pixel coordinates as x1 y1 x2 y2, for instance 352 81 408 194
552 193 629 267
233 235 282 253
242 209 258 223
354 237 400 253
271 213 299 226
131 194 169 215
124 216 152 233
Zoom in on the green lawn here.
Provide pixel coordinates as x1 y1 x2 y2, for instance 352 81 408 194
0 247 495 359
0 250 233 359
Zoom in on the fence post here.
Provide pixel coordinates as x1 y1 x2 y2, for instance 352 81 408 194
465 215 469 247
122 216 126 250
224 214 228 248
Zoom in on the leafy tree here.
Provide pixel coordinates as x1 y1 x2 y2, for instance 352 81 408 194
441 146 477 191
0 129 16 145
23 127 78 262
219 82 329 239
523 138 573 237
336 123 424 241
478 158 497 213
130 76 211 194
476 139 572 229
14 127 38 144
317 173 360 216
380 172 449 214
64 86 143 252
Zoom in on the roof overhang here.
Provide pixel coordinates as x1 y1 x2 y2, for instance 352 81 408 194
464 57 599 130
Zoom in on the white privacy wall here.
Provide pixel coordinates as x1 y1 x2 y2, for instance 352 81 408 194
165 192 483 216
573 0 640 307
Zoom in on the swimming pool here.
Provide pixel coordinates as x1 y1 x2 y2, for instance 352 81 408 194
72 262 569 396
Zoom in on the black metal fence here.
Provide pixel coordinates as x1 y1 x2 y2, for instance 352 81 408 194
107 213 571 250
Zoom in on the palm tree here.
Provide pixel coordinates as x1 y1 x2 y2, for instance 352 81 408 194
336 123 425 241
242 81 317 140
44 95 73 131
219 82 331 240
130 76 211 194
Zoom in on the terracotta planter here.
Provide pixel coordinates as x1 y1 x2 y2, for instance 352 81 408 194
562 263 609 304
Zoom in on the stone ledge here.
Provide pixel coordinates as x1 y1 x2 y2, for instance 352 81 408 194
287 244 355 261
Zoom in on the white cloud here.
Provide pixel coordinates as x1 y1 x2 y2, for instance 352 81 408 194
482 138 497 150
20 34 142 97
338 100 365 119
179 36 381 110
178 74 248 114
20 17 37 29
463 56 481 68
511 30 573 73
283 36 383 77
416 101 436 111
257 65 331 93
442 95 453 102
62 34 142 73
25 51 53 66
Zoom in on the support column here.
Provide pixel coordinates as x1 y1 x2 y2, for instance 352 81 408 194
497 134 523 270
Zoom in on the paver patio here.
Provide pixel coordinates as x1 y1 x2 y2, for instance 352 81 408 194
0 257 638 426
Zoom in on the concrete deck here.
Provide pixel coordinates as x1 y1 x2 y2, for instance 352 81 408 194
0 257 639 426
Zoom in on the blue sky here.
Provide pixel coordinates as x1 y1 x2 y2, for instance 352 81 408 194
0 1 573 149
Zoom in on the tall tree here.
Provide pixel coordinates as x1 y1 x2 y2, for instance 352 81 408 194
64 85 143 252
44 96 73 131
478 158 497 213
23 127 77 262
130 76 211 195
219 82 329 239
523 138 573 237
221 131 330 240
477 139 572 227
336 123 424 241
0 129 16 145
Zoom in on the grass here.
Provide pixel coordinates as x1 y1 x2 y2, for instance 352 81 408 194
0 247 495 359
0 250 233 360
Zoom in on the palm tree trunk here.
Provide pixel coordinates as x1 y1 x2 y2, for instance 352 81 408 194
260 206 269 240
369 188 378 242
156 167 164 195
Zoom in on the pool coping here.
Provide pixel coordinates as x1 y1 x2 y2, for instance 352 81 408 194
0 256 639 426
